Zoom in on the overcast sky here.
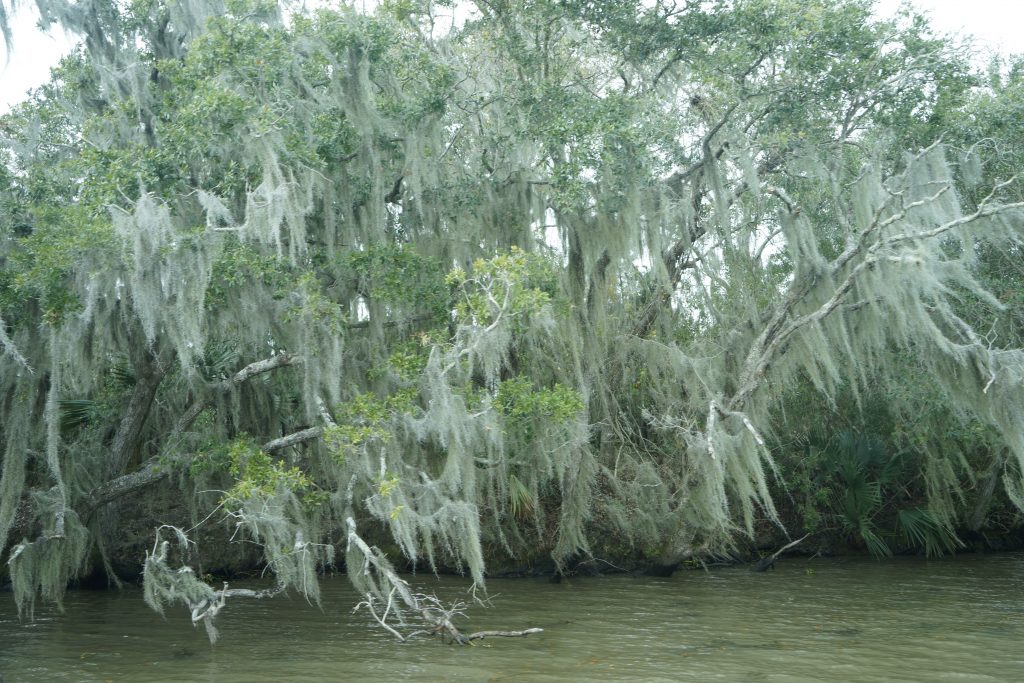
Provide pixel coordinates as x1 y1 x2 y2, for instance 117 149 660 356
1 0 1022 114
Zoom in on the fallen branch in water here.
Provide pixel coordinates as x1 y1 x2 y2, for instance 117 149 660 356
144 526 289 643
752 533 810 572
465 628 544 641
189 582 282 628
347 517 542 644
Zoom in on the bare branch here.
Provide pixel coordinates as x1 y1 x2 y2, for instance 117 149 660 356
346 517 541 645
172 353 299 436
0 312 33 373
264 427 324 453
752 534 809 572
82 428 323 517
465 628 544 641
764 185 797 214
227 353 297 386
886 197 1024 247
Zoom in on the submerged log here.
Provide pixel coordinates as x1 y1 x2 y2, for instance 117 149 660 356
465 628 544 642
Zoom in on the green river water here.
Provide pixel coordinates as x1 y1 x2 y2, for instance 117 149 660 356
2 553 1023 682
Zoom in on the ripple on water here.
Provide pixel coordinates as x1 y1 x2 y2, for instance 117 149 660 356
1 554 1023 681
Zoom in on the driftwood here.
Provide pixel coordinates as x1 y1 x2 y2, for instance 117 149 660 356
360 592 544 645
465 628 544 642
752 533 810 572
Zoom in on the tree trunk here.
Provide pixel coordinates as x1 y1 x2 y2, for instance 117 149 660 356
107 350 168 479
968 451 1005 533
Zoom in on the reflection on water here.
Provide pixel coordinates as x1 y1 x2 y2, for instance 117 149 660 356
2 553 1024 682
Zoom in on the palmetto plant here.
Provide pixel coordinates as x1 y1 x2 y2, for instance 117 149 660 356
1 0 1020 640
828 431 961 557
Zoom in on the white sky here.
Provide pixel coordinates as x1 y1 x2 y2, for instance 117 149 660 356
0 0 1022 114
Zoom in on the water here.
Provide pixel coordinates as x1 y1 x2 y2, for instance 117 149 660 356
2 554 1024 682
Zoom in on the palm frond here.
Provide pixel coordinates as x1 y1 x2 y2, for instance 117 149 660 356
859 523 893 558
202 343 242 380
109 361 136 388
58 399 98 432
508 473 535 520
896 508 963 557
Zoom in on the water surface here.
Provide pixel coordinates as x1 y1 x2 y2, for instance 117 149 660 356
2 553 1023 682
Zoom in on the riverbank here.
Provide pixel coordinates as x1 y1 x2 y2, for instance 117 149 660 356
5 491 1024 591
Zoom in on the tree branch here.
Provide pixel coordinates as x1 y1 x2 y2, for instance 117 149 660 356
227 353 297 386
82 427 322 518
263 427 324 453
346 517 541 644
172 353 299 436
728 149 1016 412
465 628 544 641
752 533 809 571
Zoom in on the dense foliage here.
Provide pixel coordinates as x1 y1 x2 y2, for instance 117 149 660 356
1 0 1022 636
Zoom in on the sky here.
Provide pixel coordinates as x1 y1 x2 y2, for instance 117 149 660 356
877 0 1024 54
0 0 1022 114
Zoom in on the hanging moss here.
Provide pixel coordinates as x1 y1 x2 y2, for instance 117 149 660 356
0 0 1022 636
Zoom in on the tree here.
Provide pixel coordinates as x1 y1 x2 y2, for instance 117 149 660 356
1 0 1022 640
765 53 1024 556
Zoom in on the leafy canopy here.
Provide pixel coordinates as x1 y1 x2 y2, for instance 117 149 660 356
0 0 1022 636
